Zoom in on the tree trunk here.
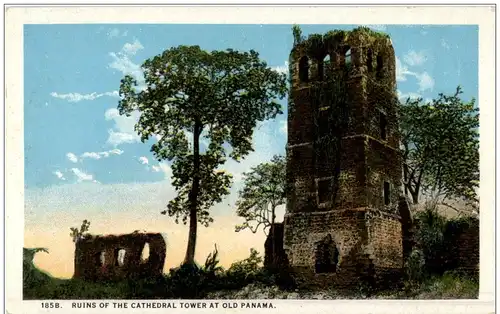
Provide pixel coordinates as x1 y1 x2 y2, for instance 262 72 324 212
403 164 409 197
183 120 202 266
271 204 276 266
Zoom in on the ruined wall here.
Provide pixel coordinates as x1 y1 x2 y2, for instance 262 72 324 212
284 28 404 287
264 223 288 269
444 217 479 276
74 232 166 281
366 211 403 269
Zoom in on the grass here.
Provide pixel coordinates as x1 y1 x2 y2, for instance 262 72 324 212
24 262 478 300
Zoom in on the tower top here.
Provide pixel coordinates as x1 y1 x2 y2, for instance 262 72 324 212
289 26 396 90
291 26 393 59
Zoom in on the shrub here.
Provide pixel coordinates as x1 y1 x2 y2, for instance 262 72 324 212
220 248 263 289
413 205 448 275
164 245 226 298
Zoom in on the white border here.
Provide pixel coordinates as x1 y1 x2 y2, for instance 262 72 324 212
4 5 496 314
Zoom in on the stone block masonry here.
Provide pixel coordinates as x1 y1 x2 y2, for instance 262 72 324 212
282 27 407 289
73 232 166 281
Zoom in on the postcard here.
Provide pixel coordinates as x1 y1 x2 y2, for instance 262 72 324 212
4 5 496 314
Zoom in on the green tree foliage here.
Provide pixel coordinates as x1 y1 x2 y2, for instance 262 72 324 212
69 219 90 243
235 155 286 235
226 248 263 280
118 45 287 265
292 24 303 46
400 86 479 208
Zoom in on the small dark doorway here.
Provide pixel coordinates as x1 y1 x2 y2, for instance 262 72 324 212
384 182 391 205
376 55 384 78
317 178 333 204
367 49 373 72
299 56 310 82
315 235 339 273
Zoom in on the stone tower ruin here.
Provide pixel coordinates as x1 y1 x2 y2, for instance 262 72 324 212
283 28 404 287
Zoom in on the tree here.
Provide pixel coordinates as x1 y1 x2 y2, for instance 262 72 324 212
235 155 286 235
400 86 479 210
70 219 90 243
118 46 287 265
292 24 303 46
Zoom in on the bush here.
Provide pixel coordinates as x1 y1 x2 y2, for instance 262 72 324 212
413 206 448 275
406 203 480 292
416 271 479 299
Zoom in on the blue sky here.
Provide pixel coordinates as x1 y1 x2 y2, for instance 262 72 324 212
24 24 478 190
23 24 478 275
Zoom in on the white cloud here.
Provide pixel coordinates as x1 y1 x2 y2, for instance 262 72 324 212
109 149 124 155
150 162 172 179
403 50 427 67
396 56 434 92
272 61 289 75
139 156 149 165
108 40 145 88
361 24 387 31
53 170 66 181
397 90 422 102
104 108 141 146
106 28 128 38
66 152 78 163
279 120 287 135
107 130 140 146
80 149 124 160
395 57 412 82
50 91 119 103
71 168 96 183
107 28 120 38
122 39 144 55
151 165 161 172
81 152 101 160
416 72 435 92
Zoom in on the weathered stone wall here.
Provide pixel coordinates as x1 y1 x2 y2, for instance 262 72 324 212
444 218 479 276
264 223 288 269
454 222 479 274
283 210 368 268
284 28 403 288
366 211 403 269
74 232 166 281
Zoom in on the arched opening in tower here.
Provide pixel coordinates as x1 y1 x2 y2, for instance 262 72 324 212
380 111 388 140
367 49 373 72
96 251 106 266
344 48 352 67
376 54 384 78
314 235 339 273
116 249 126 266
141 243 150 262
299 56 310 82
318 54 330 80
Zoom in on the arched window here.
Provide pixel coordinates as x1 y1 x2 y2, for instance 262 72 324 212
315 235 339 273
141 243 150 262
380 111 387 140
116 249 126 266
376 55 384 78
96 251 106 266
299 56 310 82
384 181 391 205
367 49 373 72
345 48 352 67
318 54 330 80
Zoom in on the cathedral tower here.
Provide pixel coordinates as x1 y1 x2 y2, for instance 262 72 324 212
283 27 404 287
